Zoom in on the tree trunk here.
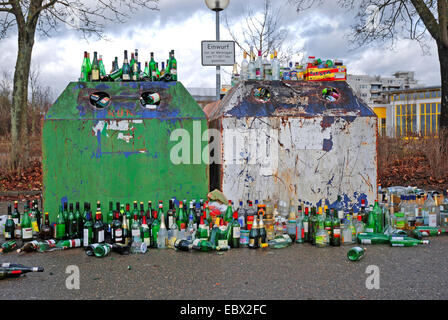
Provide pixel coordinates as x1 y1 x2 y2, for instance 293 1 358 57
10 30 34 169
439 42 448 130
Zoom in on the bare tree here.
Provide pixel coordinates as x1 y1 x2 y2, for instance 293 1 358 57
291 0 448 133
0 0 159 169
224 0 298 62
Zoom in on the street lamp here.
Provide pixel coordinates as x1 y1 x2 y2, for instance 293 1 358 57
205 0 230 101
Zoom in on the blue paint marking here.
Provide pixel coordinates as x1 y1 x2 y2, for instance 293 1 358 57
323 138 333 152
96 130 102 158
94 83 111 90
61 196 68 206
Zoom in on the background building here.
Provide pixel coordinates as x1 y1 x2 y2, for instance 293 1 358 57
385 86 442 137
347 71 422 136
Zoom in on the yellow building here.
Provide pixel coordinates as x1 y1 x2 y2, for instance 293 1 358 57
382 86 441 137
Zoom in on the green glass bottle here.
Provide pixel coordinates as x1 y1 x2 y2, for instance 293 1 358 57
197 213 209 240
86 52 92 78
130 52 135 69
366 206 376 233
177 201 187 230
12 201 20 225
68 203 78 239
99 54 106 79
91 51 100 81
209 217 220 248
109 66 123 81
249 216 259 249
390 236 430 247
85 243 112 257
372 200 383 233
63 202 69 230
414 226 444 237
21 210 33 241
324 208 332 240
132 201 139 223
4 210 14 241
169 50 177 81
143 61 149 78
149 52 157 81
151 211 160 248
357 232 390 244
121 50 131 81
75 202 83 239
108 202 114 226
224 200 234 224
141 215 151 247
347 247 366 261
331 209 341 246
192 239 214 252
82 212 92 246
55 205 66 240
0 240 18 253
80 51 90 82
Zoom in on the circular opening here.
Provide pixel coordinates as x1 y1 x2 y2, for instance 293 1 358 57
140 91 161 109
322 87 340 102
252 87 271 103
89 92 111 109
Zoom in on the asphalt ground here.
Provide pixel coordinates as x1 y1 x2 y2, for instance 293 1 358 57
0 235 447 300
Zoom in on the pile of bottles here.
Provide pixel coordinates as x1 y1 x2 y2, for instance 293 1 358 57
79 49 177 83
232 49 347 85
1 189 447 258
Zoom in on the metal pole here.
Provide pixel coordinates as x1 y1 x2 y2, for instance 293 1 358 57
216 10 220 101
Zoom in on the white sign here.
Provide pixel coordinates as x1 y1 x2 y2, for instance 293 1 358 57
201 41 235 66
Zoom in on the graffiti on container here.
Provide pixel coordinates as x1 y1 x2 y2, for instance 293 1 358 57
107 109 135 118
91 119 148 158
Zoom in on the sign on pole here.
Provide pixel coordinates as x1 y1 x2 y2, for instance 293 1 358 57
201 41 235 66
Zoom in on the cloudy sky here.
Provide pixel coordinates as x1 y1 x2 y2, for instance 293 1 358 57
0 0 441 100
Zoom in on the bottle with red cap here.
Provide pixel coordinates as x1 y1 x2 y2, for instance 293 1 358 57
229 211 241 248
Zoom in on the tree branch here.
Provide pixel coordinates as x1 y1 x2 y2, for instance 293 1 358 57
410 0 440 40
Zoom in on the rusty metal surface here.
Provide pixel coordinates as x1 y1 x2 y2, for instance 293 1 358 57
205 80 376 121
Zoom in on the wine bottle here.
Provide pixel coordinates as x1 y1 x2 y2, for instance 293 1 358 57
85 243 112 257
21 209 33 241
83 212 94 247
39 212 52 240
17 240 56 253
121 50 131 81
192 239 213 252
91 52 100 81
4 210 14 241
347 247 366 261
230 211 241 248
80 51 89 82
174 239 192 252
112 212 123 244
389 237 430 247
141 215 151 247
249 215 259 249
224 200 233 225
0 265 44 279
0 240 18 253
93 210 105 244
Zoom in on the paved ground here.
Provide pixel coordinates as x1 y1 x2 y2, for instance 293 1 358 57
1 236 447 300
